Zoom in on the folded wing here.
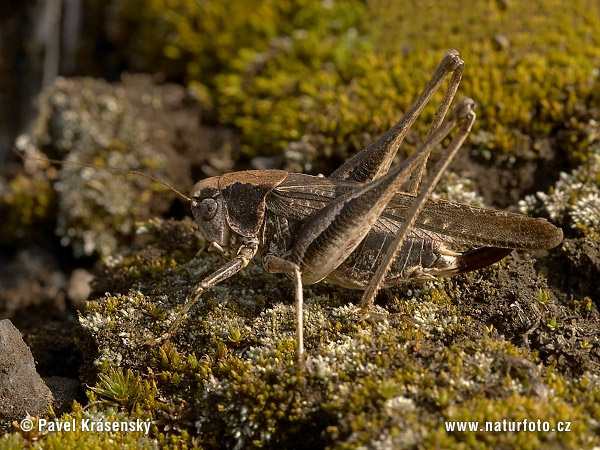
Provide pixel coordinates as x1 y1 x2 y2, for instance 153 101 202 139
269 174 563 251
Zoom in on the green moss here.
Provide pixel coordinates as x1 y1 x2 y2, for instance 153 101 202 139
372 0 599 153
66 249 600 448
113 0 600 171
0 174 55 246
429 392 596 448
3 407 164 449
5 1 600 447
3 229 596 447
89 368 157 412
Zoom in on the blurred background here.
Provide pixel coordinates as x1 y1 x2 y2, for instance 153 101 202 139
2 0 599 165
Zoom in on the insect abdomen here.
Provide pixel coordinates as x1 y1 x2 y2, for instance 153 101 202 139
324 232 512 289
323 232 443 289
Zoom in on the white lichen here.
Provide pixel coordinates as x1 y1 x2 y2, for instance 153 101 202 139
433 171 486 207
519 145 600 234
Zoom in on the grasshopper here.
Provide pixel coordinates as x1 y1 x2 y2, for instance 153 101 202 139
144 50 562 360
18 50 563 362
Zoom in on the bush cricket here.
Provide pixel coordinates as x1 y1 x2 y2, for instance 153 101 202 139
16 50 563 363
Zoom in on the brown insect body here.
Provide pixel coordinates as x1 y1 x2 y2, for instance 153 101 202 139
191 170 558 290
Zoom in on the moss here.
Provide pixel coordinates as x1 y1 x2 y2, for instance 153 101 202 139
429 392 597 448
4 1 600 447
61 236 600 447
0 173 55 246
2 213 598 447
369 0 600 157
112 0 600 172
89 367 157 412
3 407 163 449
1 368 166 447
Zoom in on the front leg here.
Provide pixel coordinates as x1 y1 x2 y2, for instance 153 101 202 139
146 239 258 346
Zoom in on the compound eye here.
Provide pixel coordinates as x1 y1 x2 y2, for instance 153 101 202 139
199 198 218 221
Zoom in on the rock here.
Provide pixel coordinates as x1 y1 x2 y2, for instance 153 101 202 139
13 75 232 259
0 319 53 422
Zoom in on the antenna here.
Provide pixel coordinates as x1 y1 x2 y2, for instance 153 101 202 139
11 147 193 204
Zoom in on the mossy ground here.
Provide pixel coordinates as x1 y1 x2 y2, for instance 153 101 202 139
5 218 598 449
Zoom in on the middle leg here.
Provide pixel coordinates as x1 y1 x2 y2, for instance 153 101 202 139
263 255 304 362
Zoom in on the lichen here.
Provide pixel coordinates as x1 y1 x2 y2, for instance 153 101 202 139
13 77 188 259
3 1 600 448
433 171 486 207
2 210 598 448
64 220 600 448
519 144 600 237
